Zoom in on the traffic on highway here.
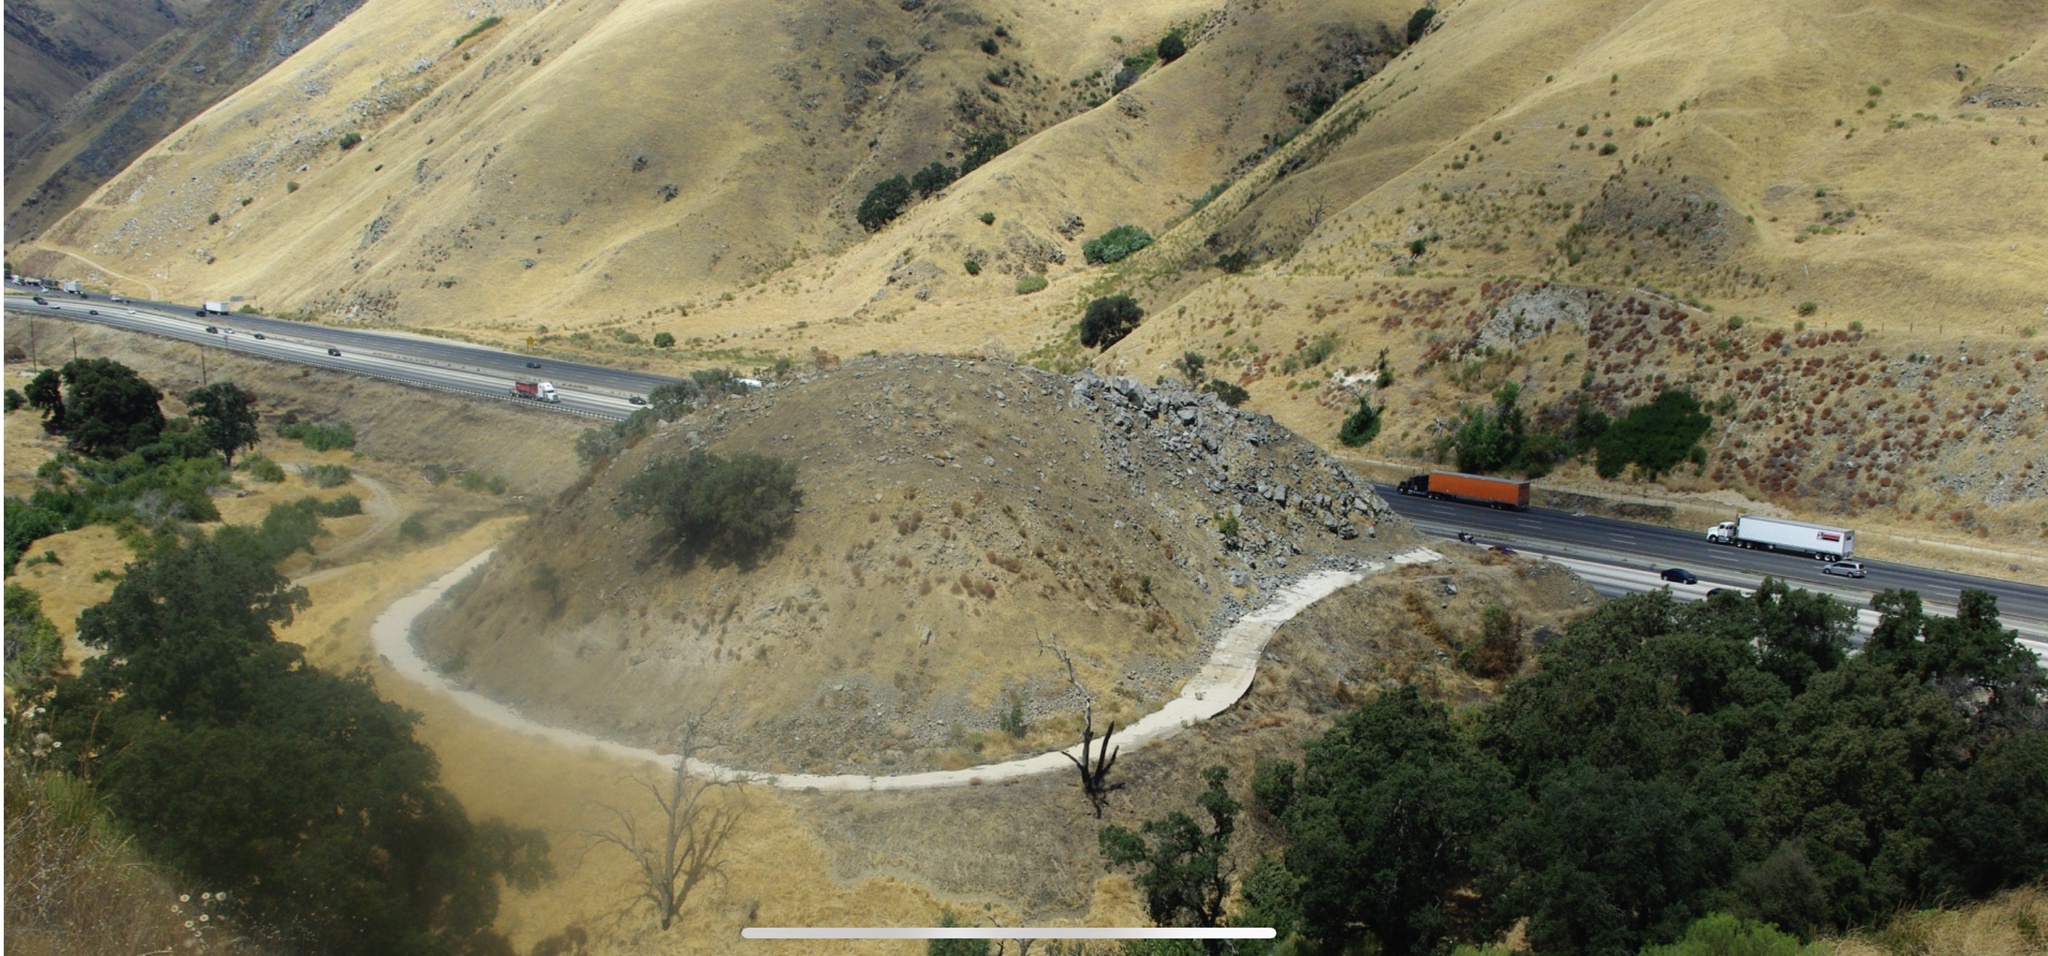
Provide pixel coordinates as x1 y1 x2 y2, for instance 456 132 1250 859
8 285 2044 656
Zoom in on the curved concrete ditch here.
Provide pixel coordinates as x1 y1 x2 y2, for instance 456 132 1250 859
373 546 1442 791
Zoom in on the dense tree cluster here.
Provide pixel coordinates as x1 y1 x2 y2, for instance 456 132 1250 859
25 358 167 458
1594 389 1713 479
618 449 799 567
3 361 271 572
1440 383 1712 481
1239 582 2046 955
856 133 1012 232
21 526 549 953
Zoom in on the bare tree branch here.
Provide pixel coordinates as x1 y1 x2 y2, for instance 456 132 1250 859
585 708 746 932
1040 638 1123 818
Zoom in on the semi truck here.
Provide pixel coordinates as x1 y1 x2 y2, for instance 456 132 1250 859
60 280 83 296
1396 471 1532 510
201 301 230 315
1705 515 1854 560
512 380 560 403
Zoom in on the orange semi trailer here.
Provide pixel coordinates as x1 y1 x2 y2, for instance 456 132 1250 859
1396 471 1532 510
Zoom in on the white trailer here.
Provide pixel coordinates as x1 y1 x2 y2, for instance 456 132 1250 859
1706 514 1854 560
203 301 230 315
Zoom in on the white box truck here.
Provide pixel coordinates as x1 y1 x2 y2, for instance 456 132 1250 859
202 301 230 315
1706 515 1854 560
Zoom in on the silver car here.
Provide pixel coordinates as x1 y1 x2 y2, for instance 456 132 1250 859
1822 560 1866 578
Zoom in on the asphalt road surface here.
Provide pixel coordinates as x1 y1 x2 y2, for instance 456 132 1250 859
10 288 2044 653
1380 485 2048 652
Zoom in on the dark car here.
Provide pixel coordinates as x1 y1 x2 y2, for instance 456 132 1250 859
33 295 48 305
1822 560 1866 578
1488 544 1517 556
525 361 542 369
1706 587 1731 598
628 395 648 405
205 325 219 333
252 333 265 340
327 347 342 357
1660 568 1699 585
87 309 98 315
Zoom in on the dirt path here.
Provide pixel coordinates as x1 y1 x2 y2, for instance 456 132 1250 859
295 474 403 585
372 546 1443 790
25 246 162 299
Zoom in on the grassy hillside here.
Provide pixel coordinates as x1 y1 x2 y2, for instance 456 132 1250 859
2 0 206 157
4 0 370 239
11 0 2046 557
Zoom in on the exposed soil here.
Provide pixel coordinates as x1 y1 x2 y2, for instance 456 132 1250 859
414 354 1417 775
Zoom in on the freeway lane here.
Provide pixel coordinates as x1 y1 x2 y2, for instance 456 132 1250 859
1379 484 2048 648
7 295 643 418
10 290 2044 646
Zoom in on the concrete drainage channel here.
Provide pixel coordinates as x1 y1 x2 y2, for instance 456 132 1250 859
373 546 1444 790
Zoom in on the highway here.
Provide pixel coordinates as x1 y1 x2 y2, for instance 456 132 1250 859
1382 485 2048 653
9 287 2045 653
5 290 663 418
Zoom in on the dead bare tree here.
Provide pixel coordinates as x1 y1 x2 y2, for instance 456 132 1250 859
586 712 744 932
1040 639 1122 818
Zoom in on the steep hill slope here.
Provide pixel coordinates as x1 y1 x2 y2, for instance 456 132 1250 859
412 355 1407 774
4 0 371 238
13 0 2045 551
3 0 205 157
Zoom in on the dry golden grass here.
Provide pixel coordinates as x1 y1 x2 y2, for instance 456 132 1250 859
14 0 2044 563
4 759 261 956
1824 885 2048 956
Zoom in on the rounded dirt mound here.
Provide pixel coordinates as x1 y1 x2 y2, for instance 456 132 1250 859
413 355 1409 774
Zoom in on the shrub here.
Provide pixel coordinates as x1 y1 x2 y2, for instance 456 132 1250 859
398 516 427 540
1405 6 1437 44
979 37 998 55
1216 514 1241 537
856 175 912 231
6 388 24 412
617 449 799 567
337 132 362 150
1015 273 1048 295
1796 300 1819 316
1726 315 1746 330
1079 295 1144 349
286 181 300 193
1083 225 1154 265
1217 249 1253 273
979 211 995 225
1599 142 1619 155
1281 333 1339 373
239 454 286 483
1641 913 1826 956
1157 31 1187 63
304 463 352 488
1338 397 1382 447
452 14 501 47
207 212 221 225
277 420 356 451
421 463 449 485
1203 379 1250 407
315 494 363 517
458 470 506 494
963 259 981 276
652 331 676 348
